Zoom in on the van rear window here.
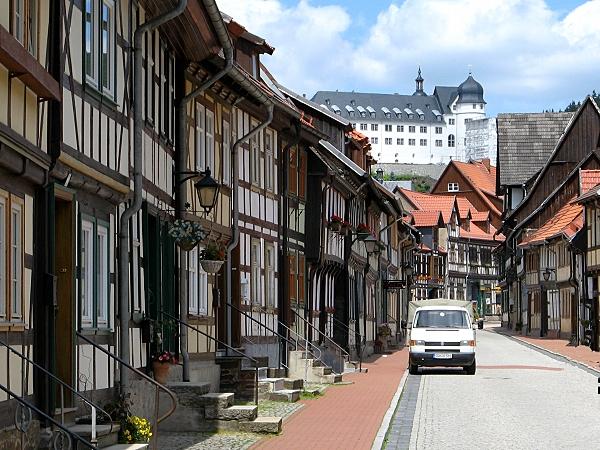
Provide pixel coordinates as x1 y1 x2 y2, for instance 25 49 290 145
414 310 469 328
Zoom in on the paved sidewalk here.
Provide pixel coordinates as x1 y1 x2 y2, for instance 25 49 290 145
252 348 408 450
494 327 600 373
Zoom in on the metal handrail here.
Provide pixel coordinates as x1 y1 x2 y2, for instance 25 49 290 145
292 309 350 362
226 302 294 369
279 321 323 384
0 338 113 434
332 316 362 344
0 383 95 449
160 310 260 405
76 332 177 450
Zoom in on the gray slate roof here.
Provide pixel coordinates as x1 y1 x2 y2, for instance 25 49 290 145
310 89 457 124
497 112 574 186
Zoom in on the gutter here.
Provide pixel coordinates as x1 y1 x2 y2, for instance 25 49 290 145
176 0 234 382
226 103 274 349
118 0 187 392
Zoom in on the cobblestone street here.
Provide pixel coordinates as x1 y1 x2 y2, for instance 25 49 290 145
385 330 600 449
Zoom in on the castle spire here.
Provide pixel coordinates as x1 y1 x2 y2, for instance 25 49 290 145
414 66 425 96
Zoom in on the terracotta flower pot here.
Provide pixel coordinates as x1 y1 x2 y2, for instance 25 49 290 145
152 361 171 384
200 259 224 273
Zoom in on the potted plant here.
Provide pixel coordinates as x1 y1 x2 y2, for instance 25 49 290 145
151 350 178 384
121 415 152 444
168 219 206 251
200 241 226 273
378 323 392 338
356 223 371 238
328 214 343 232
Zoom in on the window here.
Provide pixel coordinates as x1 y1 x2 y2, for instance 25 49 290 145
223 120 231 185
448 182 459 192
409 139 415 146
288 253 296 303
298 255 305 304
435 127 442 134
465 118 472 124
371 124 378 131
12 0 37 55
385 124 392 132
79 216 110 328
206 110 215 174
397 138 404 145
473 104 477 109
85 0 115 95
188 247 209 315
360 123 367 131
448 134 455 147
265 244 275 307
145 30 155 122
480 104 483 109
161 48 175 140
265 130 274 191
195 103 206 171
409 126 415 133
299 149 307 199
250 127 261 185
397 125 404 132
420 115 425 121
449 118 455 125
351 123 356 129
420 139 427 146
251 239 261 305
385 138 392 145
420 126 427 133
371 137 378 144
435 139 442 147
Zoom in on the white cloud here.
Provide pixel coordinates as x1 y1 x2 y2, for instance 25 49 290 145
216 0 600 113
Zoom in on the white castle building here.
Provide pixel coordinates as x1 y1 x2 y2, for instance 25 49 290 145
312 69 487 164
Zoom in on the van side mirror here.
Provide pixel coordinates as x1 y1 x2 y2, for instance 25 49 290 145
472 323 477 330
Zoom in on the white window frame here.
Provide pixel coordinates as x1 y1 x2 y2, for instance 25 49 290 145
96 224 109 326
85 0 115 96
265 130 274 191
84 0 98 85
250 239 261 305
9 202 22 321
250 127 261 186
188 247 198 314
223 120 231 185
206 109 215 173
100 0 115 95
448 182 459 192
81 220 94 326
448 134 455 147
196 103 206 172
265 243 275 307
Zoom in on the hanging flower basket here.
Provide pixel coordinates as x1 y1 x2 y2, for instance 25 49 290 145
200 242 225 273
200 260 224 273
356 223 371 239
168 219 207 252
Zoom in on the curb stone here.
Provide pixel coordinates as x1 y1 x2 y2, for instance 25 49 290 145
489 329 600 377
371 370 409 450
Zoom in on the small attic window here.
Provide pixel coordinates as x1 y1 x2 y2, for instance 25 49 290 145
351 99 356 106
448 182 459 192
325 99 331 105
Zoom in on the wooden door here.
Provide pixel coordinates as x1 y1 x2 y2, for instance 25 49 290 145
54 191 75 405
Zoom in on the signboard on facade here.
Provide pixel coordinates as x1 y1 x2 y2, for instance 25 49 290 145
383 280 406 289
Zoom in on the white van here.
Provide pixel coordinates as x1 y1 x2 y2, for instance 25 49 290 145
409 305 476 375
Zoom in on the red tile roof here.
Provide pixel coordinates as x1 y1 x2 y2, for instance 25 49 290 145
453 160 497 196
580 169 600 194
410 210 443 227
519 201 583 247
400 189 456 222
460 224 504 242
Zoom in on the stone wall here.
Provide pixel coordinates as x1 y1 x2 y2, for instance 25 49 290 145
0 421 40 450
216 358 256 401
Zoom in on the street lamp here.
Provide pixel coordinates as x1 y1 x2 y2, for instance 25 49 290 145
363 234 379 254
542 267 555 282
176 167 221 213
376 167 384 181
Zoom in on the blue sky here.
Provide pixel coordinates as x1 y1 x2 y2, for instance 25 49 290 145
219 0 600 116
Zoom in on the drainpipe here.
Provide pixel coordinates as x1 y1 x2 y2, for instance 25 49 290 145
118 0 187 392
176 2 234 383
227 104 274 350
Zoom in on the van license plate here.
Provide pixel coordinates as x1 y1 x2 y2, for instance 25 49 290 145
433 353 452 359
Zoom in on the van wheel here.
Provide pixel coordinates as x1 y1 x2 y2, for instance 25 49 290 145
409 363 419 375
465 360 476 375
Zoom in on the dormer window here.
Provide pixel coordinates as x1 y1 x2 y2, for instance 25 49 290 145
448 182 459 192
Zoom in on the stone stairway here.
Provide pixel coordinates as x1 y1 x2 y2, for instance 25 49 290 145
258 376 303 402
288 350 343 384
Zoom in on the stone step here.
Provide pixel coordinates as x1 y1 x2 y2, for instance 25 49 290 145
103 445 149 450
260 377 285 392
320 373 343 384
238 416 282 434
166 382 212 407
312 366 332 376
206 405 258 421
198 392 235 409
268 389 301 403
67 423 119 448
283 378 303 390
258 367 269 379
267 368 287 378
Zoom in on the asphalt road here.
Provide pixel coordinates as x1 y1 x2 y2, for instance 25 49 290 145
385 329 600 450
